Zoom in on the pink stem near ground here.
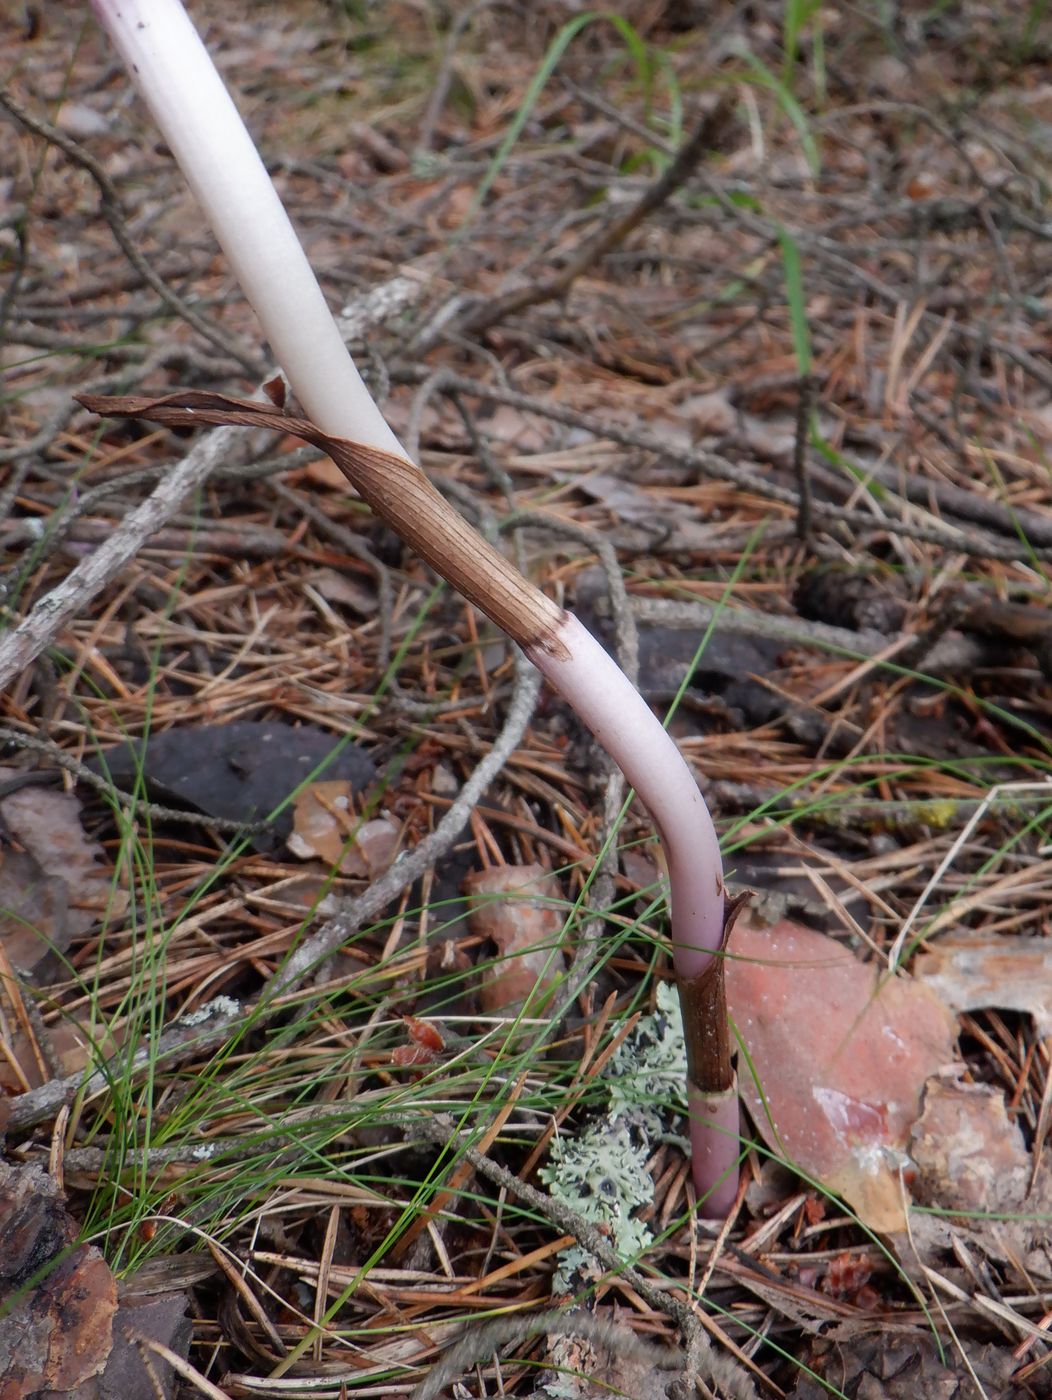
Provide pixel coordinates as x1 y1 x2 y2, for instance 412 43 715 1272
688 1084 742 1218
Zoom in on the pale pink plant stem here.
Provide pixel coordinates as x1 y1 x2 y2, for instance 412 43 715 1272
89 0 739 1214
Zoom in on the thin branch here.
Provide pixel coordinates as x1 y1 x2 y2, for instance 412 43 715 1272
408 1114 761 1400
258 649 540 1002
394 366 1051 563
0 727 272 834
0 89 265 378
7 994 245 1133
0 425 236 693
455 96 734 340
6 654 540 1133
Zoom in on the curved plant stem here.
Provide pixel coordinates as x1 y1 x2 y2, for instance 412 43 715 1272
86 0 739 1214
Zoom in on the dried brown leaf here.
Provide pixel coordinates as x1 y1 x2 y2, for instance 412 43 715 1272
914 934 1052 1038
788 1332 1017 1400
726 917 957 1230
0 768 126 978
465 864 567 1018
306 566 378 614
288 781 400 877
910 1079 1029 1214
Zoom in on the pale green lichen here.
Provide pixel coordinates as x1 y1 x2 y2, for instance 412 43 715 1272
913 799 958 829
540 1117 652 1288
607 980 687 1133
540 982 687 1292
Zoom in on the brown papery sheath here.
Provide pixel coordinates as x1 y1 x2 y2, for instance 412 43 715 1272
78 390 569 658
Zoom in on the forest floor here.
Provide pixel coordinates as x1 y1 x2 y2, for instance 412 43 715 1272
2 2 1052 1397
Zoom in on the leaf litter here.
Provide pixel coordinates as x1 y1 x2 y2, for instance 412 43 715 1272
0 767 127 978
465 863 569 1019
90 719 376 848
0 770 129 1092
727 914 958 1232
288 779 401 877
3 1 1052 1395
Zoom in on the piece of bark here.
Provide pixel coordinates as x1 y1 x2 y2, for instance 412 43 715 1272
0 1162 117 1398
